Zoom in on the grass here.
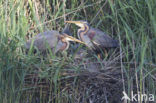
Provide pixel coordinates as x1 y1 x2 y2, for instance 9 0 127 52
0 0 156 103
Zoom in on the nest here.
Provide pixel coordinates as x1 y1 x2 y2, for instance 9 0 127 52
23 51 126 103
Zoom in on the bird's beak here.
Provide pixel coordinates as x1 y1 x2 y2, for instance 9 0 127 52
65 21 80 24
65 35 85 44
65 21 84 27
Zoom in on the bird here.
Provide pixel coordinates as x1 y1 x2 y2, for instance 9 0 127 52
65 20 119 57
25 26 85 54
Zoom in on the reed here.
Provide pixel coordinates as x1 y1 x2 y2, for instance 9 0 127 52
0 0 155 102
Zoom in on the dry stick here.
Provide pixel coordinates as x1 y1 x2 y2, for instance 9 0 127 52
142 67 156 81
104 87 109 103
60 70 122 82
133 37 140 103
90 0 108 24
119 35 126 102
33 0 43 31
5 0 8 34
34 0 40 22
115 11 126 98
72 59 156 72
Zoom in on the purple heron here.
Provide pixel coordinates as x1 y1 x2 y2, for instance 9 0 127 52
65 20 119 56
25 28 85 54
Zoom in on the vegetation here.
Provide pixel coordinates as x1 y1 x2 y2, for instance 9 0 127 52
0 0 155 102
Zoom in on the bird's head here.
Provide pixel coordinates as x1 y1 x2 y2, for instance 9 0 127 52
65 20 89 28
55 34 85 53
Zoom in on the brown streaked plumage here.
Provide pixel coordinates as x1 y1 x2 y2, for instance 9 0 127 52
65 20 119 54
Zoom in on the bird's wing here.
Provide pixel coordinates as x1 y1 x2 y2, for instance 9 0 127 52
36 30 60 38
87 28 119 48
26 30 60 51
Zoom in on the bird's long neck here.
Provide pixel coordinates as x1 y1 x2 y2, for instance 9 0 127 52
78 24 89 41
61 39 69 52
64 41 69 51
